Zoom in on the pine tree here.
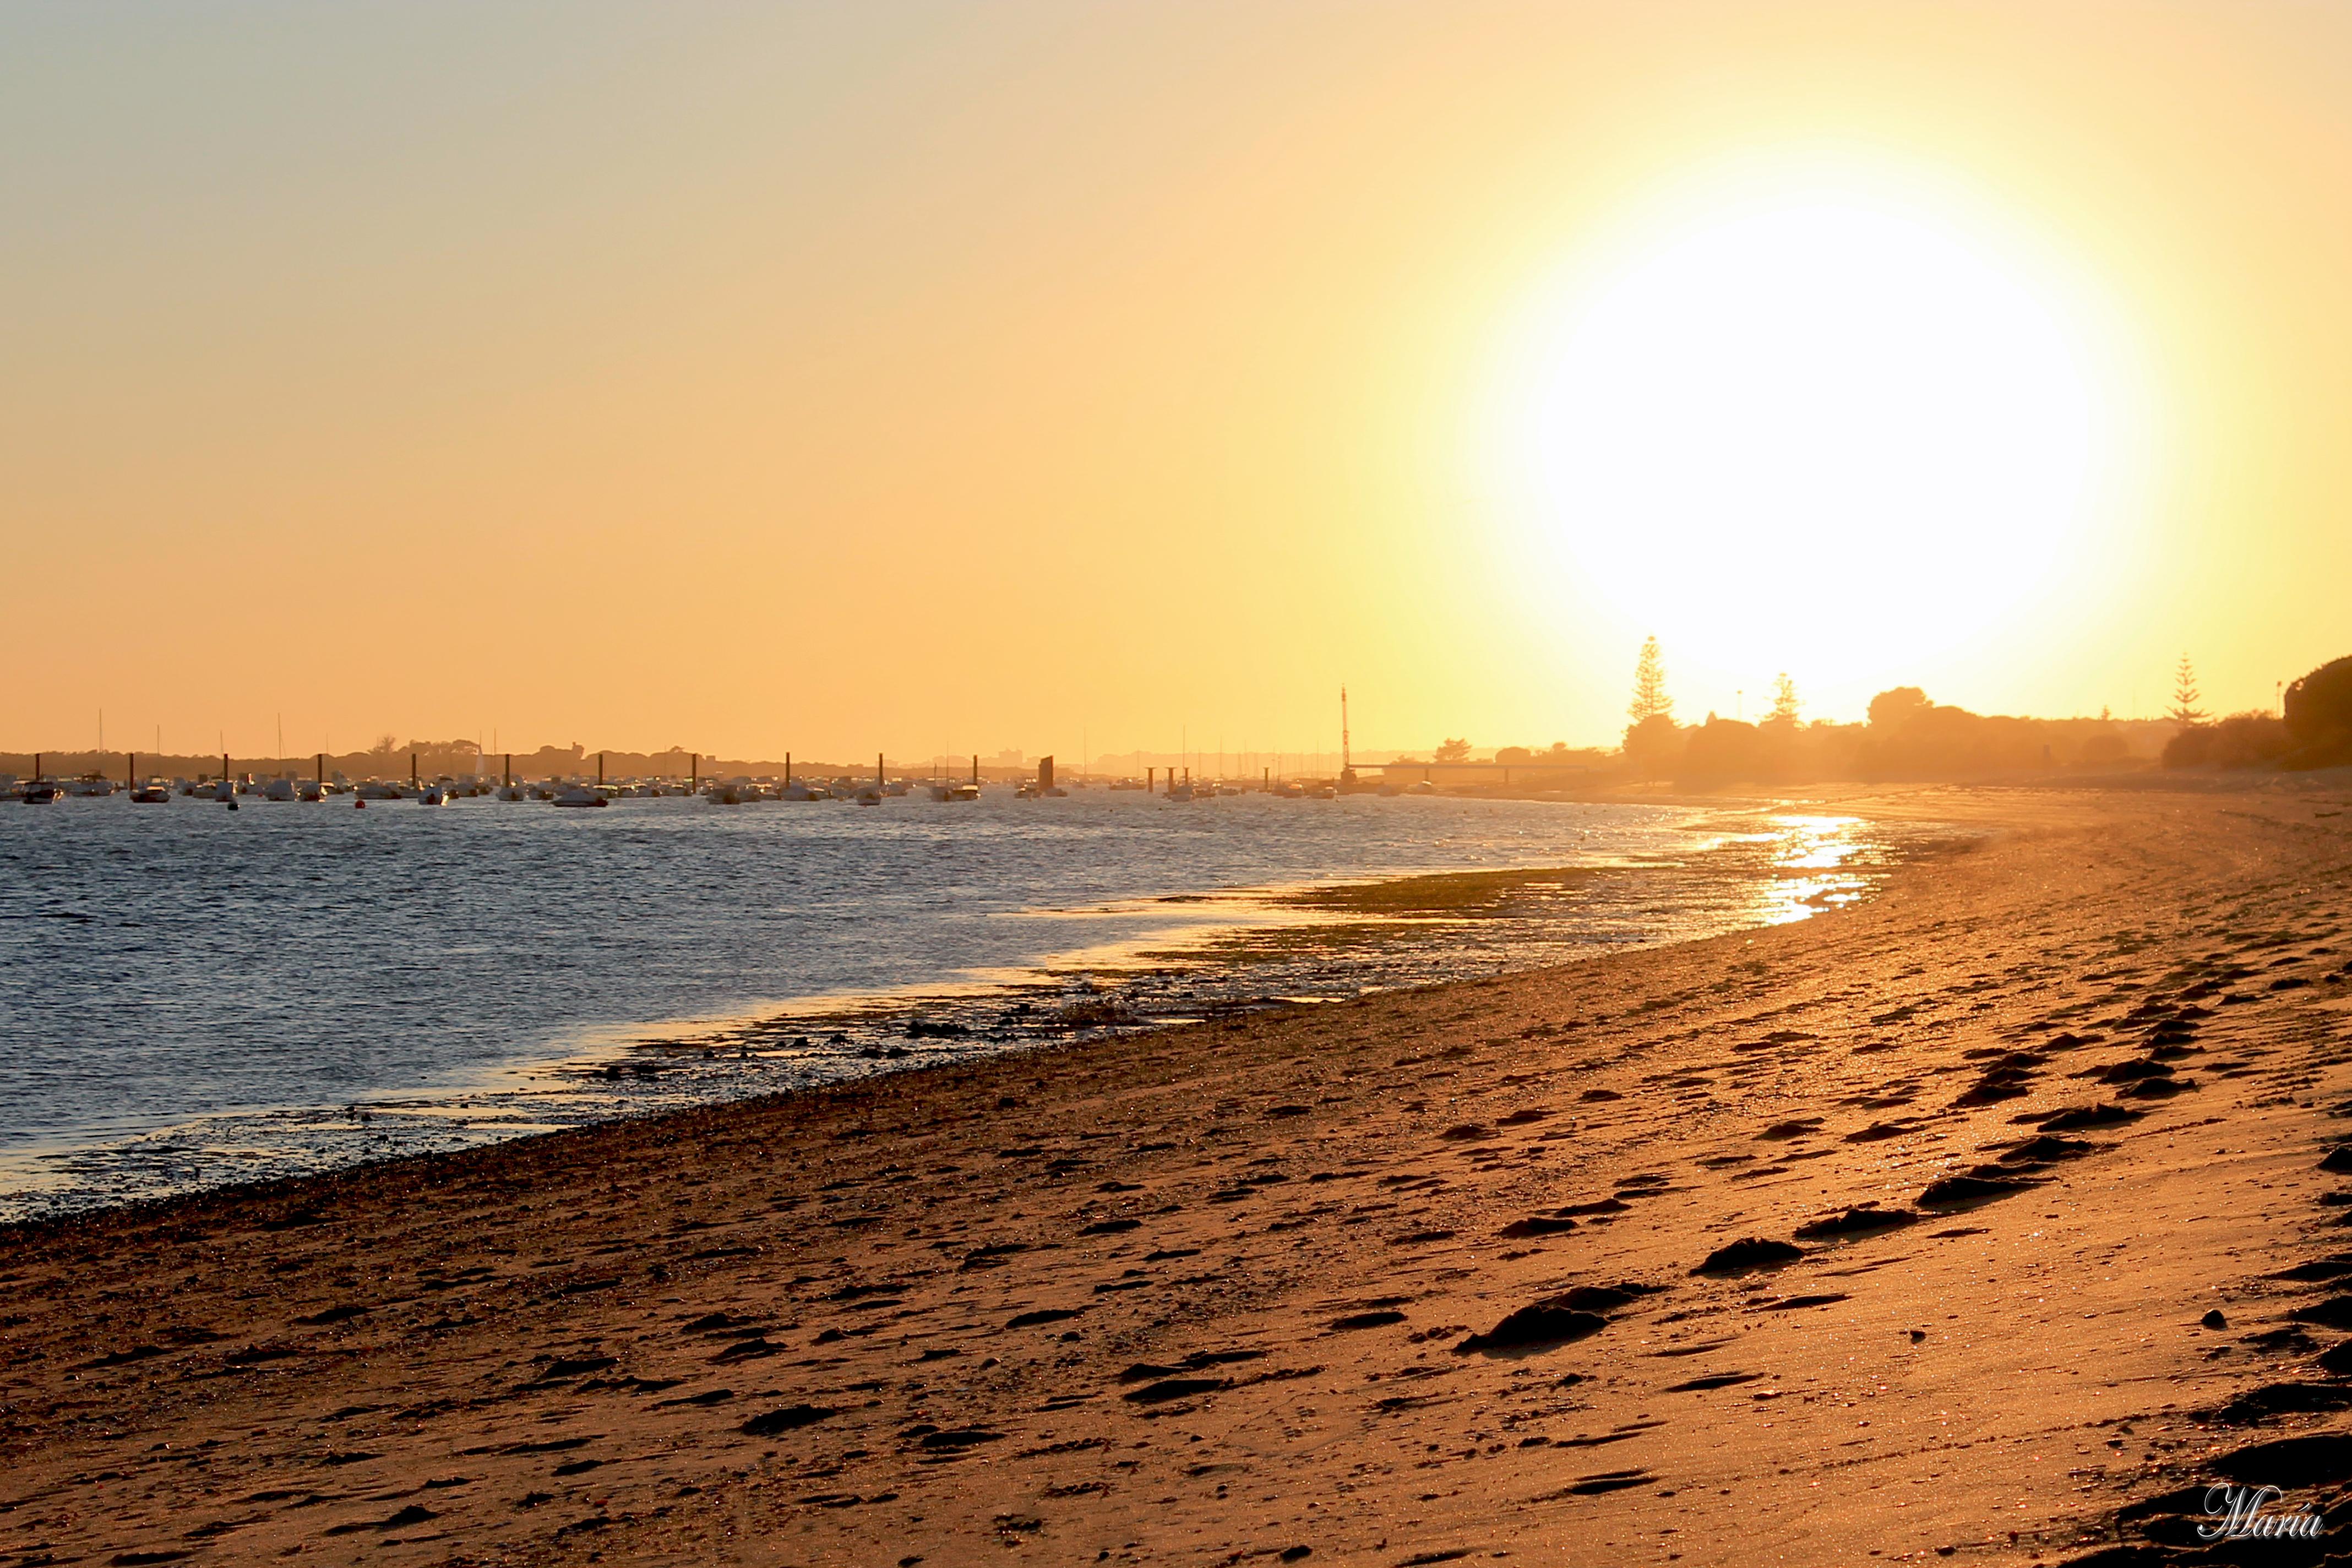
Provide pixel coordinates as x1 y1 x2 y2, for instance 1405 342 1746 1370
2168 654 2207 727
1768 672 1801 724
1628 636 1672 725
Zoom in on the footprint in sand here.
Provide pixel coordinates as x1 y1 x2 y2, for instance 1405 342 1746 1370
1795 1206 1919 1239
1552 1467 1657 1496
1497 1215 1580 1238
1455 1283 1658 1353
1663 1370 1766 1392
1918 1173 2034 1207
1329 1310 1408 1331
1692 1238 1802 1275
2029 1103 2144 1131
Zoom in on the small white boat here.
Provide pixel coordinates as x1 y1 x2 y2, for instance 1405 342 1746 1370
419 783 450 805
264 778 298 802
553 785 607 808
130 780 171 804
1164 780 1195 802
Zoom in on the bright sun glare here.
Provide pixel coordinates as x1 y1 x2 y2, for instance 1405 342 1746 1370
1517 193 2111 692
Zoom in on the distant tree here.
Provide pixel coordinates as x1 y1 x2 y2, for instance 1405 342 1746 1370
2164 711 2291 770
1628 636 1672 726
369 734 400 758
1434 737 1472 763
1621 712 1682 779
2282 655 2352 766
2168 654 2207 727
1866 687 1932 728
1768 672 1801 725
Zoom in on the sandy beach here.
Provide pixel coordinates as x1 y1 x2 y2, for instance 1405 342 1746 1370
5 780 2351 1567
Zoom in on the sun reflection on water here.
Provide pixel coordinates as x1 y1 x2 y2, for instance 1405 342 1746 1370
1746 814 1873 925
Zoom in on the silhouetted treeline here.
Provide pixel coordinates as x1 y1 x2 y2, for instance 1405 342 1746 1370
1621 685 2176 786
1620 657 2352 786
2163 655 2352 771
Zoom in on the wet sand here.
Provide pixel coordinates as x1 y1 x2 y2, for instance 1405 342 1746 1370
4 781 2351 1567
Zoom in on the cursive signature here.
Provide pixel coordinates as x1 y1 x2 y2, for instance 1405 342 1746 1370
2199 1484 2326 1541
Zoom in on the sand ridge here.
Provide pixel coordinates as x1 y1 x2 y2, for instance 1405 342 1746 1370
3 782 2350 1566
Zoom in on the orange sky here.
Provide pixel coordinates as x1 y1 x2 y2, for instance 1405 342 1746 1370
7 2 2350 761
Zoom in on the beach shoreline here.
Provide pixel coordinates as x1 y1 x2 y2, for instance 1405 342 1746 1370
0 800 1926 1226
4 780 2350 1566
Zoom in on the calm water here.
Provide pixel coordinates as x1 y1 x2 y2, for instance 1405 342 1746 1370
0 789 1916 1219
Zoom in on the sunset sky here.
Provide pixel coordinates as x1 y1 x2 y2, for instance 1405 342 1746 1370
7 2 2350 763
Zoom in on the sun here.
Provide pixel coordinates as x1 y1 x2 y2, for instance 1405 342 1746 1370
1505 185 2117 695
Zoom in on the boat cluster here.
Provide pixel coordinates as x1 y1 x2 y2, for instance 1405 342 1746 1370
10 754 1352 809
8 767 1009 810
1104 772 1337 801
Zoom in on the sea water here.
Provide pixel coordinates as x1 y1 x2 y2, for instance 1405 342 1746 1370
0 788 1919 1218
